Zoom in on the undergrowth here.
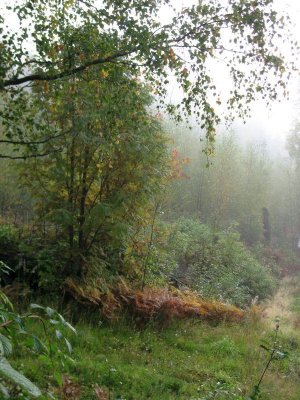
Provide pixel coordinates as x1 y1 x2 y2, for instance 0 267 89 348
10 316 300 399
65 278 245 324
150 218 276 307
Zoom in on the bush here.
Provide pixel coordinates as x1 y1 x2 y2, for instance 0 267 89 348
155 218 276 307
0 224 65 292
0 261 76 399
0 224 20 272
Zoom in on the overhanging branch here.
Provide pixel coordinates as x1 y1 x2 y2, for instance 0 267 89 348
0 132 66 145
2 49 135 88
0 149 62 160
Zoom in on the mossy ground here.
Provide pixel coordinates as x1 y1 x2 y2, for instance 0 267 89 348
10 310 300 400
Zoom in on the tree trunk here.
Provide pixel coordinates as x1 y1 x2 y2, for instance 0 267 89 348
78 147 89 276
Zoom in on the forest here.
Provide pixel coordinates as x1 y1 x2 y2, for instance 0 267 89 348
0 0 300 399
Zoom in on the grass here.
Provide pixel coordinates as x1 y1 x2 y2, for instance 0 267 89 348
263 281 294 329
291 294 300 313
9 313 300 400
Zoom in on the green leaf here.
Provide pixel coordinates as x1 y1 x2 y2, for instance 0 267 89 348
259 344 270 352
58 314 76 333
30 304 44 310
0 334 12 357
55 330 63 340
63 354 75 364
0 357 42 397
47 391 56 399
32 335 48 354
46 307 55 317
0 291 13 311
0 382 9 398
64 337 72 354
275 350 287 359
65 321 77 334
57 313 66 325
15 315 25 330
0 261 13 275
53 371 63 387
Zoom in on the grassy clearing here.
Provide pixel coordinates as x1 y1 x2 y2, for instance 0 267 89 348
263 278 296 332
264 276 300 332
9 312 300 400
290 283 300 313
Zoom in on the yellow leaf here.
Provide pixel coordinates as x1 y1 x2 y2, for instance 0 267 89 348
100 70 109 78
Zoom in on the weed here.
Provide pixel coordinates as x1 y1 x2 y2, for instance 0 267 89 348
248 320 288 400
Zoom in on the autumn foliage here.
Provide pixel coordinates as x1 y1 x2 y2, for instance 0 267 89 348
65 278 245 324
168 149 190 181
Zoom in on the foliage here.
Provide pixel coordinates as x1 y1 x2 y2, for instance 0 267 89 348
0 0 296 158
0 225 19 273
159 218 276 306
0 0 298 300
29 304 77 367
0 261 76 399
17 63 168 281
124 218 176 289
0 224 64 291
65 278 245 323
164 129 271 246
0 262 41 398
8 317 300 399
0 158 33 225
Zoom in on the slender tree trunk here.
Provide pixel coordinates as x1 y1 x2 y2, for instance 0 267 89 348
68 138 75 253
78 147 89 275
67 136 75 272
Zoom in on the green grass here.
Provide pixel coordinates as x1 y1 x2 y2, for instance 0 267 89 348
291 295 300 313
9 315 300 400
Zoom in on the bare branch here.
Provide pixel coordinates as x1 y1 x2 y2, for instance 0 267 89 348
0 149 62 160
0 132 66 146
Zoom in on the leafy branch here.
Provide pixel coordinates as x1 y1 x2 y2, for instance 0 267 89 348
0 261 76 398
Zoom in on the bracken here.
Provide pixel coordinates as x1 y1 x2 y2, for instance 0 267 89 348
65 278 245 324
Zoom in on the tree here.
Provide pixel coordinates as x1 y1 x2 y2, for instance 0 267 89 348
287 122 300 168
285 123 300 247
262 207 271 245
0 0 296 157
164 126 273 245
19 64 168 279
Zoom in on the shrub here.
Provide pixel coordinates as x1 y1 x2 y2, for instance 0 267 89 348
156 218 276 307
0 261 76 398
0 224 66 291
0 225 20 273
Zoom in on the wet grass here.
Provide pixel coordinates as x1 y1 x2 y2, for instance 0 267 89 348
10 313 300 400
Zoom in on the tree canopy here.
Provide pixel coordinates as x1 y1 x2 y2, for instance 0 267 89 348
0 0 297 157
18 66 168 280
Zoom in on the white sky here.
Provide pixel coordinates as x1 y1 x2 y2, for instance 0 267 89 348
165 0 300 155
233 0 300 155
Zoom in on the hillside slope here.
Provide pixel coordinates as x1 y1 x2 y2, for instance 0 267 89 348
11 281 300 400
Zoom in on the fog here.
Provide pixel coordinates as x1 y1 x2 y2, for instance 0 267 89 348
164 0 300 157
